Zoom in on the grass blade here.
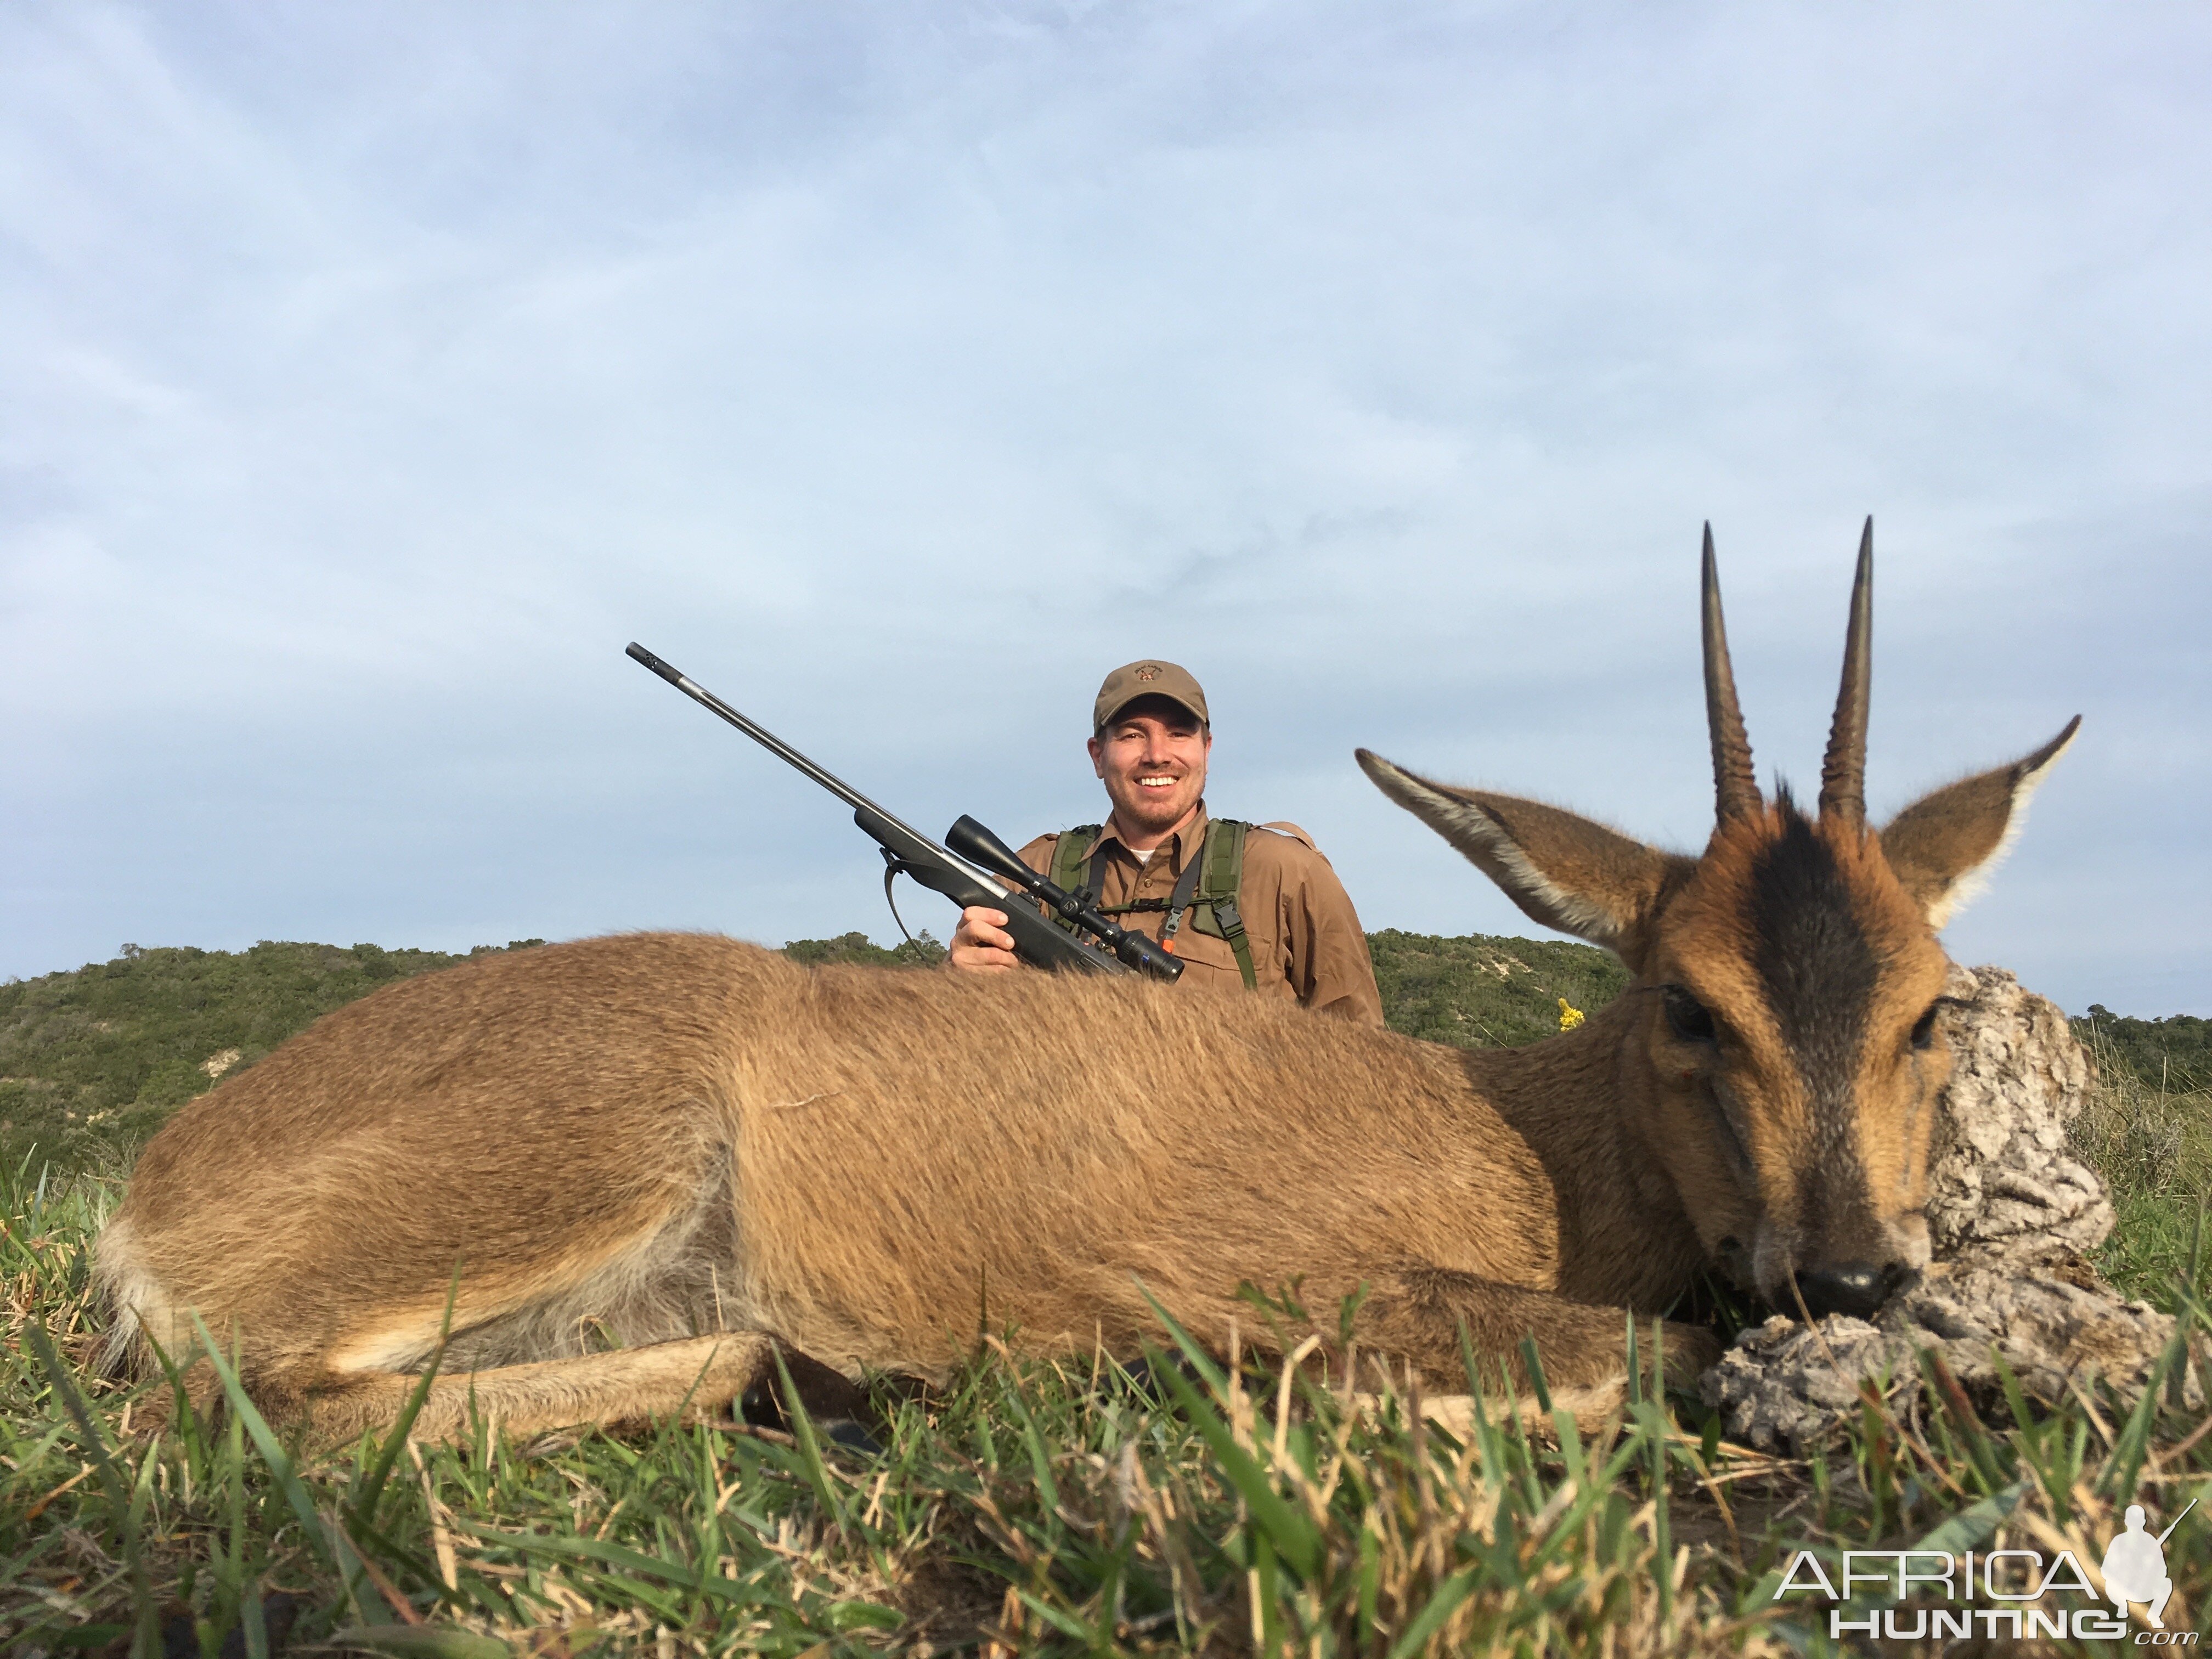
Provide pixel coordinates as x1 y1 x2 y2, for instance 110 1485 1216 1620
24 1321 161 1658
2101 1311 2194 1504
352 1272 460 1528
1385 1565 1479 1659
186 1312 332 1567
462 1525 771 1609
1134 1281 1229 1396
1002 1376 1062 1516
1144 1343 1322 1582
1912 1475 2029 1556
328 1626 511 1658
771 1345 848 1537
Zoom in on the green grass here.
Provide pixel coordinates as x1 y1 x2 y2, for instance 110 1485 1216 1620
2072 1022 2212 1310
1365 930 1628 1049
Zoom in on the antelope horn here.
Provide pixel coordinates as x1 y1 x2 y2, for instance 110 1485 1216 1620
1702 523 1760 824
1818 517 1875 827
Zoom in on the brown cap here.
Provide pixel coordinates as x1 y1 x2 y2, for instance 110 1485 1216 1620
1092 661 1209 732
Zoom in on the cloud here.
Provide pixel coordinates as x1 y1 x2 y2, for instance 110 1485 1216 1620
3 1 2208 1014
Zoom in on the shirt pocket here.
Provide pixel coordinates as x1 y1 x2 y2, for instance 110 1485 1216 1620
1165 924 1248 989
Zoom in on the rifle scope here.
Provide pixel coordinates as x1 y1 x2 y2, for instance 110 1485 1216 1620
946 816 1184 982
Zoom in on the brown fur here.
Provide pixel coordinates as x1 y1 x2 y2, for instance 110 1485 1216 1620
95 535 2079 1444
100 935 1714 1438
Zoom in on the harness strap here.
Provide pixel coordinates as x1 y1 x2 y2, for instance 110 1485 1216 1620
1089 842 1115 916
1155 847 1207 945
1047 819 1258 991
1047 825 1102 910
1190 819 1257 990
1092 842 1203 926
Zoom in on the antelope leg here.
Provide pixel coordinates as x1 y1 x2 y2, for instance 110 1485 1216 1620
1355 1269 1719 1395
292 1333 780 1447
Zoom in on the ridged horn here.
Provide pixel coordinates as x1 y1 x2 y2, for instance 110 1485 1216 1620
1818 517 1875 827
1702 523 1760 824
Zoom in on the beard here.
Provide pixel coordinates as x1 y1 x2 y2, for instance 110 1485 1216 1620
1108 769 1201 835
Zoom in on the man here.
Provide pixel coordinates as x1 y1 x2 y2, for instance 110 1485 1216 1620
2101 1504 2176 1629
947 661 1385 1024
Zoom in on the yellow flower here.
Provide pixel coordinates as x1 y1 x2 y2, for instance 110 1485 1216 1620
1558 997 1585 1032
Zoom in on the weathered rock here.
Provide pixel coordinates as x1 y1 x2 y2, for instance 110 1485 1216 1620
1705 1262 2189 1452
1704 1314 1896 1453
1923 964 2113 1264
1701 965 2189 1453
1894 1260 2181 1400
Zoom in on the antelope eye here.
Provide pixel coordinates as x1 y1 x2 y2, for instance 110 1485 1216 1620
1911 1003 1940 1051
1663 987 1717 1045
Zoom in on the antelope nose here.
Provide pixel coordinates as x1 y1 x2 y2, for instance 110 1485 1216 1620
1795 1262 1901 1322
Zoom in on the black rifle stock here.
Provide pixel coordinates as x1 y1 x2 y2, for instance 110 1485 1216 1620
626 643 1165 979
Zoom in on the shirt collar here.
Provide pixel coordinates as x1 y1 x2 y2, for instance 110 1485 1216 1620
1093 801 1210 872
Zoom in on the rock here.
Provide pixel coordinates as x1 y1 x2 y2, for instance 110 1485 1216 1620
1922 964 2113 1265
1704 1314 1895 1453
1701 965 2191 1453
1705 1262 2191 1453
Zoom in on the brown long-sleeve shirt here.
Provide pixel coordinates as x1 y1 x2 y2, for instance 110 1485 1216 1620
1013 803 1385 1025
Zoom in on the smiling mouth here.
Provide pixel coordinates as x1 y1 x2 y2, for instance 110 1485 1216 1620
1136 775 1180 790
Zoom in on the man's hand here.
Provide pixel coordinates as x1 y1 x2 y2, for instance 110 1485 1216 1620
948 905 1023 972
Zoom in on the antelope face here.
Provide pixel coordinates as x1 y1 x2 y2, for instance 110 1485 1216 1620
1640 801 1953 1317
1358 519 2079 1327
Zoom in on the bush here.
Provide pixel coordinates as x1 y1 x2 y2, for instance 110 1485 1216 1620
782 929 947 968
2074 1004 2212 1091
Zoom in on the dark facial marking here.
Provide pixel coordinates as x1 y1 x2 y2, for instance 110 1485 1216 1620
1746 797 1879 1167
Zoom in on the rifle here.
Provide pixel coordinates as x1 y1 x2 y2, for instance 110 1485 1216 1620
626 644 1182 981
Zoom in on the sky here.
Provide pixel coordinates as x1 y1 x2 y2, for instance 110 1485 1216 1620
3 2 2208 1016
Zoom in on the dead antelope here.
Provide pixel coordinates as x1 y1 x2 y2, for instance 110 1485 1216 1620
95 521 2077 1443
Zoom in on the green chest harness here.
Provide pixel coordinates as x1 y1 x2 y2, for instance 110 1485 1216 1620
1047 819 1258 990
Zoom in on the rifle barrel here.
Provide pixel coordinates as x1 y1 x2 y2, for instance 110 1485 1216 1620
2157 1497 2198 1544
624 642 1012 900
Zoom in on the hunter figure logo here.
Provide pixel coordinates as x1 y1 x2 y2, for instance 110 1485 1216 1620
2106 1501 2194 1629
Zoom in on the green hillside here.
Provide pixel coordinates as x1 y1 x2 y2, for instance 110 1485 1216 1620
1367 927 1629 1047
1 928 1626 1172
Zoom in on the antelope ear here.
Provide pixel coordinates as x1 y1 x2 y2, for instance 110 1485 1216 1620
1357 749 1692 967
1880 716 2080 928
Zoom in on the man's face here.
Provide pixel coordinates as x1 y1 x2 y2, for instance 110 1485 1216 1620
1087 696 1211 840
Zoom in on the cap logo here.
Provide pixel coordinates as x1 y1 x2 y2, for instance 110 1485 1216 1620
1135 664 1161 681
